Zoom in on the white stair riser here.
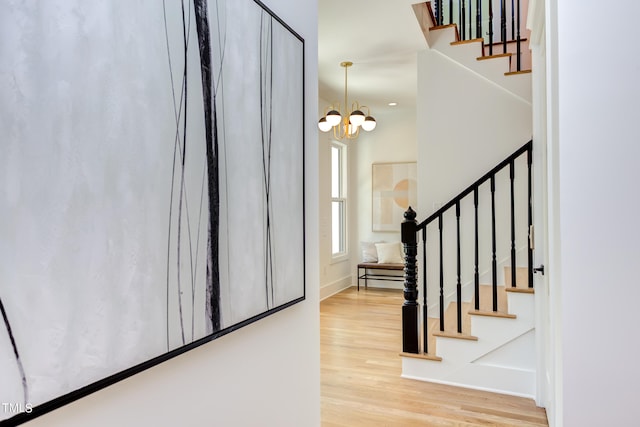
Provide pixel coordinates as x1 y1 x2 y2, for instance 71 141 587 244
427 26 457 49
402 287 536 398
403 330 536 398
508 291 535 319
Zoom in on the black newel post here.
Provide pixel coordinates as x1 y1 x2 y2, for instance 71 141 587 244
402 207 420 354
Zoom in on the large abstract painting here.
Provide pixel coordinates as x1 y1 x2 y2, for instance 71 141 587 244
0 1 305 424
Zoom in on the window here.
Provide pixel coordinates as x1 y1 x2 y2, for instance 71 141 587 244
331 142 347 257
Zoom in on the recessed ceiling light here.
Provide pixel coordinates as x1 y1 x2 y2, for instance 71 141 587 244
388 102 398 107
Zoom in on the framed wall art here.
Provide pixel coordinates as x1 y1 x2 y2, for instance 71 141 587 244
0 0 305 424
372 162 417 232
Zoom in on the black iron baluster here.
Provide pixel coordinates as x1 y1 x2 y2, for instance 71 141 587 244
468 0 473 41
402 207 419 354
439 0 444 26
501 0 507 53
460 0 465 40
491 175 498 312
510 160 517 288
476 0 481 41
516 0 522 71
449 0 453 25
474 187 479 310
422 227 428 353
488 0 494 55
456 201 462 333
528 145 534 288
439 213 445 332
511 0 515 40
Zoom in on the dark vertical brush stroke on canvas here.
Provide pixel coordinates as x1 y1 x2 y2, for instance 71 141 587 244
0 297 28 405
194 0 221 333
260 12 275 309
163 0 208 346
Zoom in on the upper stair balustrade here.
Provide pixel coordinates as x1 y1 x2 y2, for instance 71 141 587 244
416 0 530 73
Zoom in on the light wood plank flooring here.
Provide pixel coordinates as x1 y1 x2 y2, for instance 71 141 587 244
321 287 548 426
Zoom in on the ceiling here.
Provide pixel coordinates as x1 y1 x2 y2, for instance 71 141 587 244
318 0 428 115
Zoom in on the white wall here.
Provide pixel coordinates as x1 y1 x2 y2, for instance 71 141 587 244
417 49 532 216
416 49 532 308
552 1 640 426
22 0 320 426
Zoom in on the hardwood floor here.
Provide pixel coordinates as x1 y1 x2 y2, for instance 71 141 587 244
320 287 548 426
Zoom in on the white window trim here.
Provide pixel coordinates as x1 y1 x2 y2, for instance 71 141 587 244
331 141 348 262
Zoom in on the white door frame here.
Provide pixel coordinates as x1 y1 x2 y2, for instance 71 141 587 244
527 0 552 412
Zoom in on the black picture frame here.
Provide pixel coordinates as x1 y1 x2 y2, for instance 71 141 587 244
0 1 305 425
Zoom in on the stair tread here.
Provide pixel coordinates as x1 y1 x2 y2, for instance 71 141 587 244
468 309 517 319
431 23 458 31
400 351 442 362
473 284 510 313
477 53 512 61
443 301 472 334
451 38 483 46
505 69 532 76
505 286 535 294
432 330 479 341
487 37 529 46
504 266 531 287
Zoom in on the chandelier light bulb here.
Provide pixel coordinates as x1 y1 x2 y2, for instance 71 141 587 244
326 110 342 126
318 117 332 132
347 121 359 135
362 116 377 131
349 110 365 127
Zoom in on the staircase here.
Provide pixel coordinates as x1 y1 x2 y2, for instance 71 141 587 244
412 1 531 102
402 266 536 397
401 2 534 395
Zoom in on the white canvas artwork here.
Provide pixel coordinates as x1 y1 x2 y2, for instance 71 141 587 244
0 1 305 424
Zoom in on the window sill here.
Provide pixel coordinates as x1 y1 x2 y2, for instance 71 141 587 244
330 253 349 265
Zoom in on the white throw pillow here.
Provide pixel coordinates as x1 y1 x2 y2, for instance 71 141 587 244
375 242 404 264
360 241 378 263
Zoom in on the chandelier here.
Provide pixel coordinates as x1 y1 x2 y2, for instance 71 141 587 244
318 61 376 140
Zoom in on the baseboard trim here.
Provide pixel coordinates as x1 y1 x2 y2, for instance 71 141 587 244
400 373 535 400
320 276 352 301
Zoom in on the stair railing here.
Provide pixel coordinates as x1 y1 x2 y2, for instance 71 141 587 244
431 0 525 71
402 140 532 355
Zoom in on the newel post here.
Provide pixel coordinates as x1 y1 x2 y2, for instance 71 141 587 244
402 207 419 354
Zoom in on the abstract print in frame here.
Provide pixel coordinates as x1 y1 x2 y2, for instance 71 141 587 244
0 0 304 424
372 162 417 232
